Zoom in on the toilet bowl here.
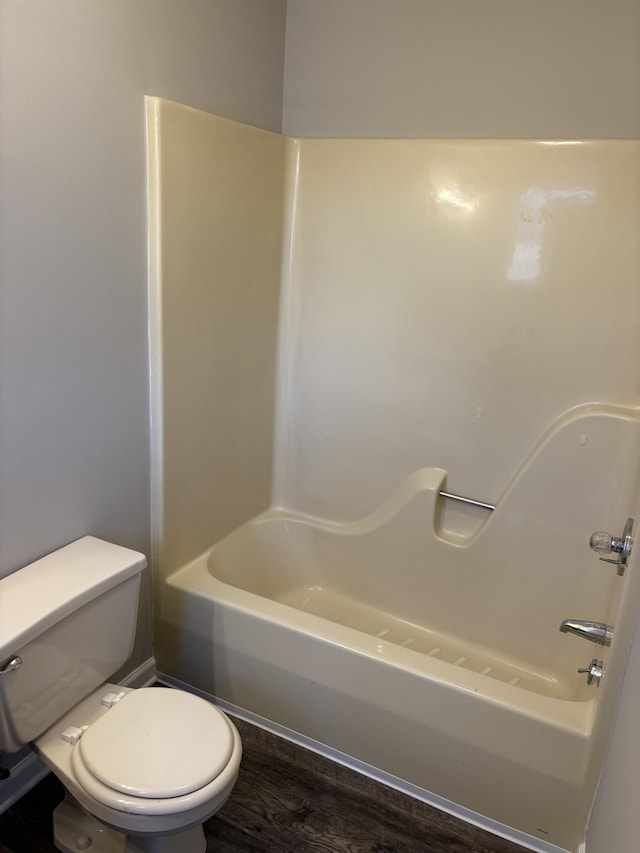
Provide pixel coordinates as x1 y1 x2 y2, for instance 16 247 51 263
0 536 242 853
34 684 242 853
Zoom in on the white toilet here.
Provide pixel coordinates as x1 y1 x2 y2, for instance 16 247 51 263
0 536 242 853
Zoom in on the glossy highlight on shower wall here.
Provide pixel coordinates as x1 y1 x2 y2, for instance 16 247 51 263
146 97 640 853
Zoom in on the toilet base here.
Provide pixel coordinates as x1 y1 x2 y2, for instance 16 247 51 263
53 796 206 853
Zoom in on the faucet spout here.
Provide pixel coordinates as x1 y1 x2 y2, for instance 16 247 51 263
559 619 613 647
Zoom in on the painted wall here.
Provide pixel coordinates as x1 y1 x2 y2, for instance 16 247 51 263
148 100 285 581
283 0 640 139
0 0 286 673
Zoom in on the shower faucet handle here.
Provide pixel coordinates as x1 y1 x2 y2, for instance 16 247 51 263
589 517 634 576
589 531 614 553
577 659 604 687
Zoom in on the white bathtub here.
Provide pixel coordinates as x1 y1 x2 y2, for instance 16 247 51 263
159 406 640 853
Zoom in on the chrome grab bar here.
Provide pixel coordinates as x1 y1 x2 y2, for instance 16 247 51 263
439 491 495 512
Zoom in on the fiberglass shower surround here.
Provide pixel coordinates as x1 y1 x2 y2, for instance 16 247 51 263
147 98 640 853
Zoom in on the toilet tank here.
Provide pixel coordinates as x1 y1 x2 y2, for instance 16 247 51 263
0 537 146 753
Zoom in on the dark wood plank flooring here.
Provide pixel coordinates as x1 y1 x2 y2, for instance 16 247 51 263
0 715 528 853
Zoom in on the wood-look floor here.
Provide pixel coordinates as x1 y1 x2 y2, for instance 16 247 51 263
0 716 528 853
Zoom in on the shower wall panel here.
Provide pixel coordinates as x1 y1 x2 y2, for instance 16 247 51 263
275 140 640 521
148 98 285 579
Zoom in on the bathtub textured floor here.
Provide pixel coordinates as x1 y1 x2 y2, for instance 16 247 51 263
0 716 528 853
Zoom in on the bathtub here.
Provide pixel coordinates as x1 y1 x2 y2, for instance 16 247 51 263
158 407 640 853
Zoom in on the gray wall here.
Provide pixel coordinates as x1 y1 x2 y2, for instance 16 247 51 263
283 0 640 138
2 0 637 845
0 0 286 670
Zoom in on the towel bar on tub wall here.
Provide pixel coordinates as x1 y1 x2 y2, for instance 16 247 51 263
439 491 496 512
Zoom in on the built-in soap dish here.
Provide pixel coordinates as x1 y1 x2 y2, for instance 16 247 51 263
435 488 494 543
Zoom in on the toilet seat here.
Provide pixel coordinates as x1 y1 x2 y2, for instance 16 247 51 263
69 688 237 815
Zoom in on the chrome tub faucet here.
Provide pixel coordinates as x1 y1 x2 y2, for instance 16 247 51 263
559 619 613 647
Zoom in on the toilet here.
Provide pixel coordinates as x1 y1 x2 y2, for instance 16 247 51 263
0 536 242 853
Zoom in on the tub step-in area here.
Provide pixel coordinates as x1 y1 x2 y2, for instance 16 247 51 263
277 585 567 699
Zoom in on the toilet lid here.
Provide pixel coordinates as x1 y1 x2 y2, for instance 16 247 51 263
76 688 235 799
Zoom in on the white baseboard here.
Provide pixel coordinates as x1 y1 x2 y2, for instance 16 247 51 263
0 657 157 815
120 656 157 689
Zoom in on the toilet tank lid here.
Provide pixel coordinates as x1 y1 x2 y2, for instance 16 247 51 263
0 537 146 662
